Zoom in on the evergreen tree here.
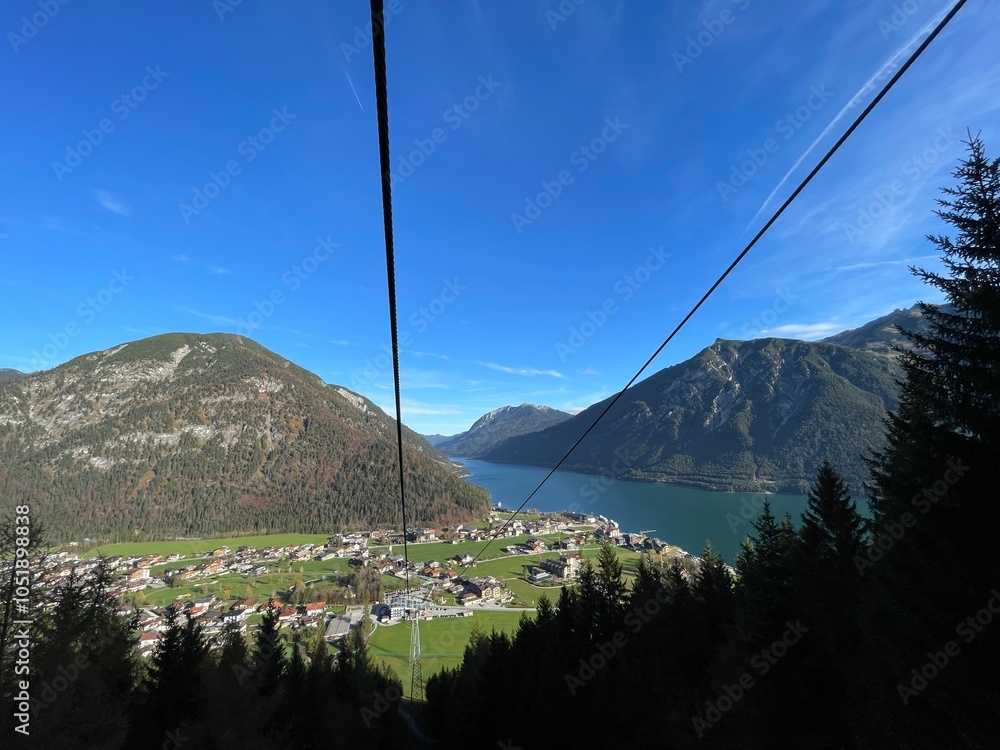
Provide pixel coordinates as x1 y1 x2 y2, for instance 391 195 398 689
24 561 138 749
201 622 258 745
864 134 1000 745
253 606 286 699
869 134 1000 547
593 540 628 639
801 461 867 565
143 609 209 741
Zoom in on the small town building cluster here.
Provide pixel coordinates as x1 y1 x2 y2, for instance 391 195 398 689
4 509 690 661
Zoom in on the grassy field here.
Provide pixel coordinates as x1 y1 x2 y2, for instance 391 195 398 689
369 532 570 565
123 542 648 610
365 545 648 694
84 533 332 559
367 610 527 698
504 578 557 606
123 556 355 609
148 558 208 576
93 527 653 613
83 527 581 563
86 530 576 569
452 545 646 605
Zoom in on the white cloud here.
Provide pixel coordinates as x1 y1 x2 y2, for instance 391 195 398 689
209 266 230 275
760 322 841 339
478 361 566 379
834 254 938 273
92 189 132 217
376 398 463 416
402 349 451 361
400 368 451 390
178 307 239 326
747 5 953 227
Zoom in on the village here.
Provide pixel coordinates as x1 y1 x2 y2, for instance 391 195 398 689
17 508 687 660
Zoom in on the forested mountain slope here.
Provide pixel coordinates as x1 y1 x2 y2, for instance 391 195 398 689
0 333 489 541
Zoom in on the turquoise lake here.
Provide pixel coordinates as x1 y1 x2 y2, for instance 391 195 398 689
455 458 808 563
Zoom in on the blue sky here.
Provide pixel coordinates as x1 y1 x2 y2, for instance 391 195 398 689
2 0 998 436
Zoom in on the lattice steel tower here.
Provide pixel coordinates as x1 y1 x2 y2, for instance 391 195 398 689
409 612 424 702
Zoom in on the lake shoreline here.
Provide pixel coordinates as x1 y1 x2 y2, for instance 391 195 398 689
448 455 797 495
450 457 808 563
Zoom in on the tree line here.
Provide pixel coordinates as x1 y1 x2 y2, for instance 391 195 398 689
0 137 996 748
0 556 406 748
423 137 1000 748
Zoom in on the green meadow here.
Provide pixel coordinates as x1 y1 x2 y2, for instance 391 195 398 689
84 533 332 559
453 545 646 605
122 556 355 609
369 532 570 564
367 610 527 698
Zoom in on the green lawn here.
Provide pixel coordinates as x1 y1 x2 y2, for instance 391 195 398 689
102 532 648 614
123 557 356 609
368 610 527 698
84 533 333 559
444 545 645 606
148 558 208 576
369 547 645 692
369 533 571 567
504 578 561 607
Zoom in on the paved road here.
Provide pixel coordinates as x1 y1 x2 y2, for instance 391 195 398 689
467 602 537 611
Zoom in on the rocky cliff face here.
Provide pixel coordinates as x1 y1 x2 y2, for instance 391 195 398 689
484 337 901 493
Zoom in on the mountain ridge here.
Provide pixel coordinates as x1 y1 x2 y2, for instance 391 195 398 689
436 403 572 457
0 332 489 541
480 305 932 493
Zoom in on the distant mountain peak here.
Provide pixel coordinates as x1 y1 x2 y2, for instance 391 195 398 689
820 303 941 356
437 403 572 457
